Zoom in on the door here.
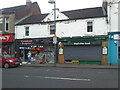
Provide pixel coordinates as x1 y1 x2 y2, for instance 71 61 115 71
0 55 3 66
2 47 8 54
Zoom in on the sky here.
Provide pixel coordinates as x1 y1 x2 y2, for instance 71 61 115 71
0 0 103 13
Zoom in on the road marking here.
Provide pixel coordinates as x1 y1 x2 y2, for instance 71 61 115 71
24 75 91 81
45 69 50 72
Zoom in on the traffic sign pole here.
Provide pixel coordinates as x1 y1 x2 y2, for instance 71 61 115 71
53 36 57 67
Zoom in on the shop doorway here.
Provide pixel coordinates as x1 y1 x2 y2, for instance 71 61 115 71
24 49 30 61
2 47 9 54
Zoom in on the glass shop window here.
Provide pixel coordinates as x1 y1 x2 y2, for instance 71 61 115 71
118 46 120 60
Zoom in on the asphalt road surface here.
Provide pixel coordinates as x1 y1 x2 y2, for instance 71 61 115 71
2 66 118 88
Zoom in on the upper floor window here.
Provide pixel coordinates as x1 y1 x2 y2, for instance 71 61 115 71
50 25 55 35
25 27 29 36
0 18 3 31
5 17 9 32
87 22 93 32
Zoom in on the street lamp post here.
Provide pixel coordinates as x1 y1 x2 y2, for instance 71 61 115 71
48 0 57 67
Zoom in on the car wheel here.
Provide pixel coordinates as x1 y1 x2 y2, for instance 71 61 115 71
4 63 9 69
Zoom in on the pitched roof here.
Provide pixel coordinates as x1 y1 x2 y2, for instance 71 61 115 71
1 5 26 14
62 7 106 20
16 7 107 25
1 2 37 14
16 14 48 25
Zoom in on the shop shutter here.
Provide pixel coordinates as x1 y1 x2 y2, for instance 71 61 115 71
64 45 102 61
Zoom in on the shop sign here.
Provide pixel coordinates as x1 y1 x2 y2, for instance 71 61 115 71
0 34 13 42
102 47 108 55
114 34 120 40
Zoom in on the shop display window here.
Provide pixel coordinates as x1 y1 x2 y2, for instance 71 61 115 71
2 47 8 54
0 47 1 53
118 41 120 60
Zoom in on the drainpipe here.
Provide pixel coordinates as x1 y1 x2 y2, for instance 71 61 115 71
109 1 112 65
108 1 112 65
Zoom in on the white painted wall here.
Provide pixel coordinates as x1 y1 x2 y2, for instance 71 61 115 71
43 9 69 22
107 1 119 32
56 18 108 38
15 17 108 39
118 2 120 31
15 24 49 39
15 0 120 39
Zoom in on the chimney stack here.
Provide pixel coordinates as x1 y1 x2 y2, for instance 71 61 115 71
26 0 32 6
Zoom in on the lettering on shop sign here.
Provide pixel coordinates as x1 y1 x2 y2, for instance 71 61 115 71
114 34 120 40
19 40 33 45
74 42 91 45
0 36 10 41
21 40 33 42
21 43 32 45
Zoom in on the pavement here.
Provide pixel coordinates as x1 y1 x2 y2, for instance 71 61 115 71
22 62 120 69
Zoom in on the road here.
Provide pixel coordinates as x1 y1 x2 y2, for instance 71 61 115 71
2 66 118 88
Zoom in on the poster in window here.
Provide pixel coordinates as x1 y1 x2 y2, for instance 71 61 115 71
59 47 63 55
102 47 107 55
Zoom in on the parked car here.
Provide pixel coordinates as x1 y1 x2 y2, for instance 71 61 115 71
0 54 20 69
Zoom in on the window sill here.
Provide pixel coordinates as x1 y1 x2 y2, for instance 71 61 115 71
84 32 94 36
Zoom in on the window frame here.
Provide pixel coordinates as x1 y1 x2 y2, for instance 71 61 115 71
25 27 30 36
5 17 9 32
50 25 55 35
87 21 93 33
0 17 3 32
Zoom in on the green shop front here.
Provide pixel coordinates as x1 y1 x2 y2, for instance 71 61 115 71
58 35 108 64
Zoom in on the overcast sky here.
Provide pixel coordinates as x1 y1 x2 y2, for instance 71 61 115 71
0 0 103 13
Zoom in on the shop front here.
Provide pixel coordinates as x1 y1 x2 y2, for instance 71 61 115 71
58 35 108 64
108 32 120 65
16 38 54 63
0 34 15 56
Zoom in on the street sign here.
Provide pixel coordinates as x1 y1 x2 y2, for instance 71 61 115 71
53 36 57 44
